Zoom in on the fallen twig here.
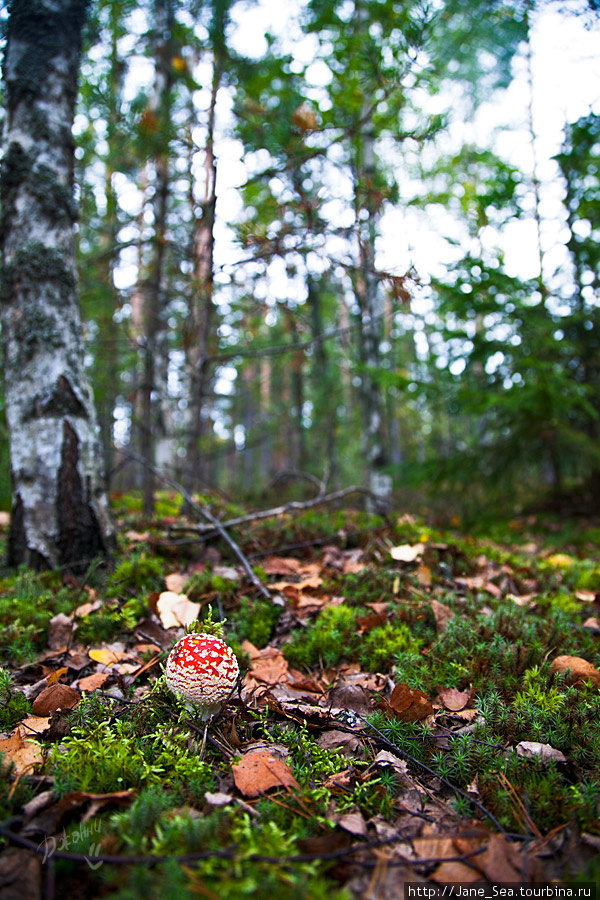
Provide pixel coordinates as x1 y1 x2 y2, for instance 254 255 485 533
168 485 389 539
123 452 271 599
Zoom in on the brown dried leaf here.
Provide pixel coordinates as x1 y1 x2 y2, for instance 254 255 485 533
78 673 110 692
416 565 432 587
47 613 74 650
247 646 289 685
437 685 472 712
262 556 301 576
232 750 299 797
31 683 80 716
430 599 454 632
380 683 433 722
0 729 44 775
356 613 387 634
20 716 51 734
550 655 600 687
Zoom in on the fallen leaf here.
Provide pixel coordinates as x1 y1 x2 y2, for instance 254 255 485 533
46 667 69 686
19 716 51 734
432 861 481 883
416 565 432 587
336 811 367 836
232 750 299 797
270 575 323 591
247 646 288 685
550 655 600 687
546 553 576 567
262 556 301 576
156 591 200 629
576 589 597 603
356 613 387 633
380 683 433 722
31 684 80 716
316 729 364 757
89 648 128 666
328 680 371 715
47 613 74 650
430 599 453 632
372 750 409 776
78 673 110 692
583 617 600 633
0 729 44 775
365 602 389 615
516 741 567 764
437 685 472 712
390 543 424 563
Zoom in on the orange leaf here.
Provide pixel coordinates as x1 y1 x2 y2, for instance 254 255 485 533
46 667 69 686
232 750 299 798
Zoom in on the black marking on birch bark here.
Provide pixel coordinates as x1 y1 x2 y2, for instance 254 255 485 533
24 376 88 421
7 492 49 570
57 419 105 573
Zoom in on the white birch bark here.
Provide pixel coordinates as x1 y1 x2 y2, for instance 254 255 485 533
0 0 114 571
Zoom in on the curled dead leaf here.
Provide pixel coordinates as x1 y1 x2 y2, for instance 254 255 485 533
550 655 600 687
378 682 433 722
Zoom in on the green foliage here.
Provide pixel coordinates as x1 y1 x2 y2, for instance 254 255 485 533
229 596 281 649
106 554 165 599
0 570 78 663
0 668 31 730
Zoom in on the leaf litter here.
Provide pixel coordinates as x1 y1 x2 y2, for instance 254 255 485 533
0 505 600 897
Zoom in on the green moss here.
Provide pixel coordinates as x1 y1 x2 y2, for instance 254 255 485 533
106 553 164 599
0 570 79 663
0 668 31 729
183 569 238 603
229 596 281 649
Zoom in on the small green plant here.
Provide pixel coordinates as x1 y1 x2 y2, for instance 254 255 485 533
0 667 31 730
106 553 165 599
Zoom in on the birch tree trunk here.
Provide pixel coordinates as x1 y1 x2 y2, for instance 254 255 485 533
0 0 114 572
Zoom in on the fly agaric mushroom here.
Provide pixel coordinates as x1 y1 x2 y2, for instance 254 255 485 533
165 632 239 721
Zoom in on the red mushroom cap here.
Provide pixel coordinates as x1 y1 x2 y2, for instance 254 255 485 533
165 632 239 720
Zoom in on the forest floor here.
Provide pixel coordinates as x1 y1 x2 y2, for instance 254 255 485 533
0 494 599 899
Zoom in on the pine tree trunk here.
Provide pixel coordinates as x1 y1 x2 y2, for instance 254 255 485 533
0 0 114 572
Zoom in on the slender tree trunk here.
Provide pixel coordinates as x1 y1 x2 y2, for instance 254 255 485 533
353 111 392 508
184 59 220 497
0 0 114 572
139 0 174 516
307 276 337 483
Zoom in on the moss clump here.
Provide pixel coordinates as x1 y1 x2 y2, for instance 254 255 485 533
0 668 31 730
183 569 238 603
0 570 78 664
229 596 281 649
106 553 164 599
